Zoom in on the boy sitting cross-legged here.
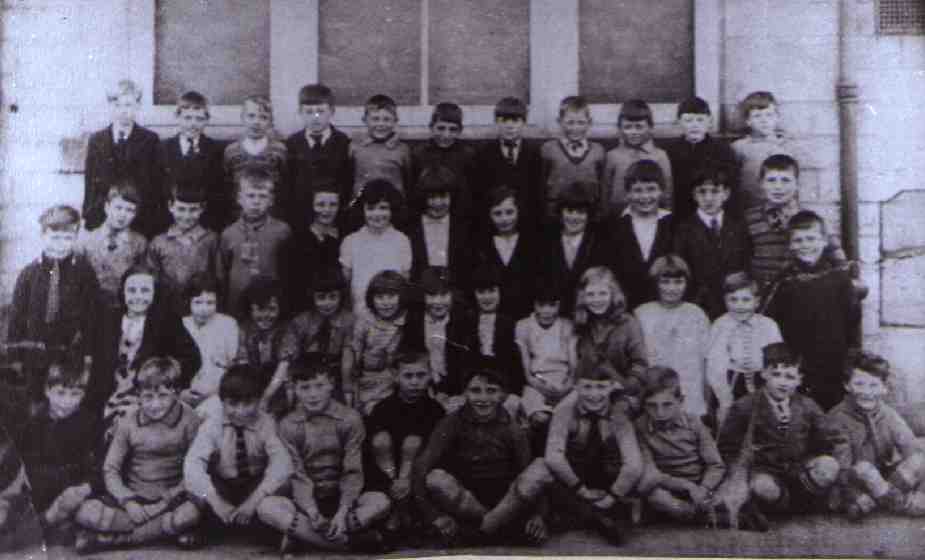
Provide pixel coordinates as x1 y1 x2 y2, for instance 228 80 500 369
718 343 840 522
18 357 100 545
634 367 740 527
364 349 446 541
258 357 392 554
824 351 925 520
183 364 293 541
516 359 642 546
74 357 202 553
413 366 547 547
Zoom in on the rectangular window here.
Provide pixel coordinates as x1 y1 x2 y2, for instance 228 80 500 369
318 0 423 106
578 0 693 103
878 0 925 34
154 0 271 106
428 0 530 105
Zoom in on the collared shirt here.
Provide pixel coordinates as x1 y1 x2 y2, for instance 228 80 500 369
112 124 134 143
824 400 920 475
305 127 332 148
623 208 672 263
515 315 574 397
697 209 724 231
351 132 412 195
421 215 450 267
352 310 406 374
493 233 519 266
500 138 522 164
731 133 803 209
604 140 674 215
241 136 269 156
561 232 584 270
184 409 293 503
279 401 364 505
184 313 240 397
478 313 497 356
425 314 449 383
236 320 299 368
147 225 218 292
119 314 147 368
218 216 292 313
105 400 200 503
545 399 642 496
79 226 147 307
635 411 725 491
560 137 589 159
181 134 201 156
746 200 802 288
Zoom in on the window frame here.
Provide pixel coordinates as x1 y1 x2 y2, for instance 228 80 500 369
131 0 720 139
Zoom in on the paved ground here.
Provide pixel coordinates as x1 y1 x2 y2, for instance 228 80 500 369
3 513 921 559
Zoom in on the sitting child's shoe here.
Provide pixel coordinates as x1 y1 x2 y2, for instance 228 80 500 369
278 533 304 560
739 502 770 533
349 528 390 553
74 531 115 556
176 530 204 550
591 513 623 546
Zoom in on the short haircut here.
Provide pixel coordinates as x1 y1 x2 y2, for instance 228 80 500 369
184 272 221 305
310 266 348 299
241 275 284 314
495 97 528 120
740 91 777 121
576 358 616 381
558 96 590 119
289 354 336 384
619 99 653 126
763 342 800 369
640 366 683 401
135 356 182 392
846 350 891 384
464 367 507 393
358 179 402 212
430 102 463 127
45 358 89 390
649 254 691 281
471 265 502 291
787 209 826 237
175 90 210 118
486 185 518 212
365 270 408 315
299 83 335 107
364 94 397 117
170 183 207 204
558 181 598 215
395 350 430 369
106 182 141 205
677 96 711 117
307 180 341 222
722 271 758 296
219 364 263 402
39 205 80 232
242 95 273 119
237 164 277 194
759 153 800 179
107 79 142 103
534 279 562 304
624 159 666 191
420 266 452 295
691 163 734 190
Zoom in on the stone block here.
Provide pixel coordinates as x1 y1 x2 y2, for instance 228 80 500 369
866 328 925 404
858 201 880 238
881 255 925 327
882 191 925 253
765 0 838 38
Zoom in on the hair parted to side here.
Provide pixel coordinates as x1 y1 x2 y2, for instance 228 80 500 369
45 357 90 390
39 205 81 232
787 209 827 237
242 94 273 120
690 162 734 190
574 266 627 328
845 349 891 384
106 181 142 205
722 271 758 296
640 366 683 402
649 254 691 281
219 364 264 402
364 93 397 118
176 90 210 118
289 353 337 384
619 99 653 126
495 97 528 120
558 95 590 119
135 356 182 392
624 159 665 191
107 79 143 103
299 83 335 107
740 90 777 121
759 153 800 180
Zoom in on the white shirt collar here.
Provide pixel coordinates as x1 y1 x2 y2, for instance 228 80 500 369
242 136 269 154
622 207 671 219
112 124 134 142
305 127 332 146
422 214 450 226
698 209 723 229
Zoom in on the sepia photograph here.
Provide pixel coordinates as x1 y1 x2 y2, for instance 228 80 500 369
0 0 924 558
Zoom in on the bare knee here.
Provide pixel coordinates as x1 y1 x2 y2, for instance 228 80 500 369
256 496 293 526
400 435 423 457
515 458 553 499
371 432 393 456
74 499 104 530
750 474 781 503
807 455 839 490
359 491 391 517
425 469 455 493
170 502 201 533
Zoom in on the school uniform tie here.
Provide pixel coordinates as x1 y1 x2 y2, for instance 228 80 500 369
773 399 790 430
710 217 721 240
234 425 249 477
310 133 324 153
502 140 517 166
45 259 60 324
316 317 332 356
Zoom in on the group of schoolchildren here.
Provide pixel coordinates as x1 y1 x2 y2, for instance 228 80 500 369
0 77 919 556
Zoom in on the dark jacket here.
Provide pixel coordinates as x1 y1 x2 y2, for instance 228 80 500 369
664 134 739 221
84 125 165 237
160 134 228 232
470 140 544 235
673 213 750 319
284 127 353 229
403 308 477 397
543 226 609 317
406 214 471 287
470 231 539 321
601 212 674 312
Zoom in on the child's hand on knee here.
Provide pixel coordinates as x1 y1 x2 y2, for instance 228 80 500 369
124 500 149 524
524 514 548 544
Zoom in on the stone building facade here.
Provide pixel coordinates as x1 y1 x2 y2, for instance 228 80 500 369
0 1 922 398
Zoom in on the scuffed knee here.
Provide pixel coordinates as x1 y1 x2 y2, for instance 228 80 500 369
425 469 454 493
750 474 781 503
515 459 553 500
371 432 393 455
807 455 840 490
